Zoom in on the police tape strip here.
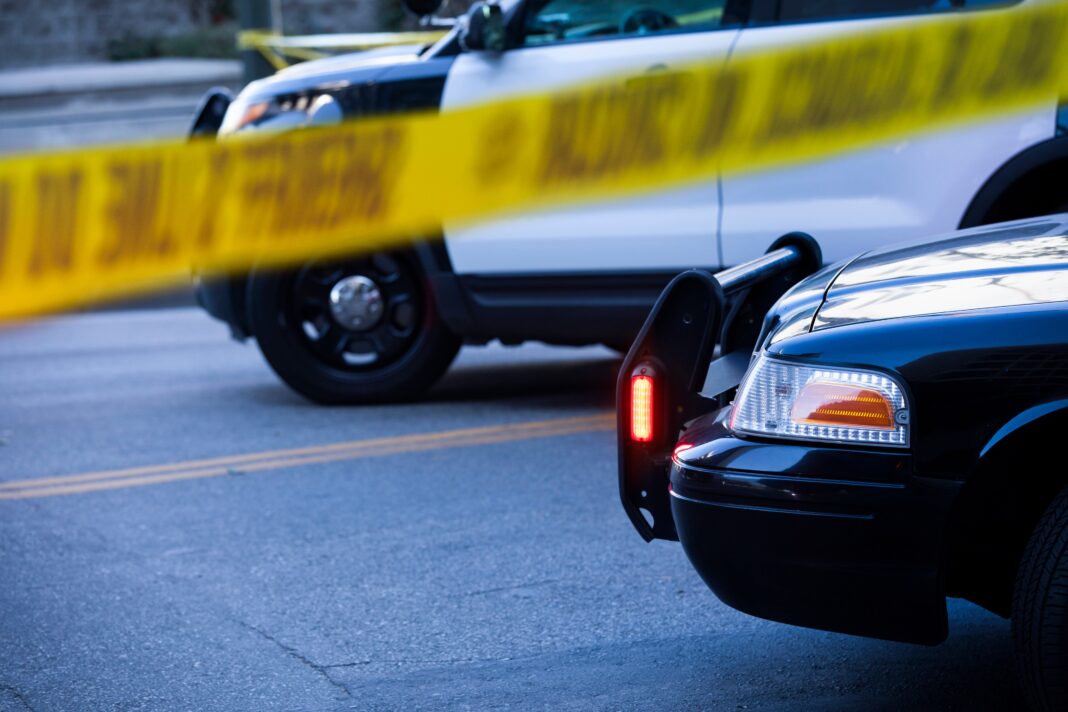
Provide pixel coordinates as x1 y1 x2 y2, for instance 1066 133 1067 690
237 29 449 69
0 3 1066 321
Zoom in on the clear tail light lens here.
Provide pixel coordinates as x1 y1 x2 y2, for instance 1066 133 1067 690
730 355 910 448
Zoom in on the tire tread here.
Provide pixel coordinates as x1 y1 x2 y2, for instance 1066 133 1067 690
1014 484 1068 711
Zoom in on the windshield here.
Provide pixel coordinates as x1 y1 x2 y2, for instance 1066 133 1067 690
521 0 726 45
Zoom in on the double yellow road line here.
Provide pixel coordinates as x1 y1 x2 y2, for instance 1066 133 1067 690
0 413 613 501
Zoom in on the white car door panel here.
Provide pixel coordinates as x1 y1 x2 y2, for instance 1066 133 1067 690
720 8 1056 267
441 184 723 272
442 23 739 274
722 109 1055 267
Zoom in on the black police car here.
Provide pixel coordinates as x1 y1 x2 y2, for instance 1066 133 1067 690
618 216 1068 709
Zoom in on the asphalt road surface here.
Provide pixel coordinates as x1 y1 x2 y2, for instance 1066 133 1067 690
0 308 1024 711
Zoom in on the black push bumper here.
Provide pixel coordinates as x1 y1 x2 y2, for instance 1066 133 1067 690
670 413 960 645
618 233 822 541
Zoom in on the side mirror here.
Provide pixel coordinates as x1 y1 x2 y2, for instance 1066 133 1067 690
461 2 506 53
401 0 443 16
188 88 234 139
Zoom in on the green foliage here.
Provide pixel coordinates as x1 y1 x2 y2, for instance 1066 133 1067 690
377 1 412 32
188 0 236 23
107 22 239 61
379 0 477 31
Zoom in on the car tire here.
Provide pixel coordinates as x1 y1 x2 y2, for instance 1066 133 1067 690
1013 483 1068 712
247 252 461 404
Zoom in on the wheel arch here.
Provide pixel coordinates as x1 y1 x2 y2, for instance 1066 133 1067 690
945 402 1068 617
959 136 1068 228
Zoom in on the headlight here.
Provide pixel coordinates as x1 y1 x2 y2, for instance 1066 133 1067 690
730 355 910 448
218 93 342 136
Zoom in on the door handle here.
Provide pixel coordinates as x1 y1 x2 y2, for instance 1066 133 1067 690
624 64 677 89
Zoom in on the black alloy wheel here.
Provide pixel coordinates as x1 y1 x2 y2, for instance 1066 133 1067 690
248 251 461 404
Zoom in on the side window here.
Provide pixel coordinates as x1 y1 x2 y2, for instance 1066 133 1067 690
520 0 730 47
777 0 1017 23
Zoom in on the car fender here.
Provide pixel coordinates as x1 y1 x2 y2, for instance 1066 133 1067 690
946 401 1068 615
978 399 1068 463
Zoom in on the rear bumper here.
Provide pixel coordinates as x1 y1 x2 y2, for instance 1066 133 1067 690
671 412 960 645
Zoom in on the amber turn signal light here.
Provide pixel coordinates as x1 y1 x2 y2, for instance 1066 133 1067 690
790 381 894 430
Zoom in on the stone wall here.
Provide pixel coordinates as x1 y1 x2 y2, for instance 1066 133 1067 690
281 0 388 36
0 0 402 69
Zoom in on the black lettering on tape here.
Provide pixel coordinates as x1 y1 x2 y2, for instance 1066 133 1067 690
344 127 403 223
0 181 9 276
244 126 404 241
692 68 741 157
538 76 680 186
241 142 288 241
538 95 585 184
29 171 82 276
476 110 523 186
284 134 353 233
98 159 169 266
817 38 916 130
329 126 404 228
272 137 322 234
983 16 1060 98
760 37 917 145
194 151 232 249
617 77 672 171
932 26 978 109
757 50 828 143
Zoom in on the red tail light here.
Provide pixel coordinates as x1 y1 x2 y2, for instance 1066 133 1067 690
631 374 655 442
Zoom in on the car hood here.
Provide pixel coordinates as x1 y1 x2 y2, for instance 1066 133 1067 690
812 215 1068 332
242 43 427 99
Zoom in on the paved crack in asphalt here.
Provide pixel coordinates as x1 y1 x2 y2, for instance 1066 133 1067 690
459 577 567 598
0 683 35 712
320 654 532 670
238 622 355 701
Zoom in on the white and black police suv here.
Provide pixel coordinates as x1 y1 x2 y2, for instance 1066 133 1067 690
191 0 1068 404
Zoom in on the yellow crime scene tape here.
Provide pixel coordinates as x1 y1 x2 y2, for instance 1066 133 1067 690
0 2 1066 322
237 29 449 69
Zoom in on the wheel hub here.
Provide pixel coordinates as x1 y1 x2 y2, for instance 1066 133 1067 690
328 275 384 331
